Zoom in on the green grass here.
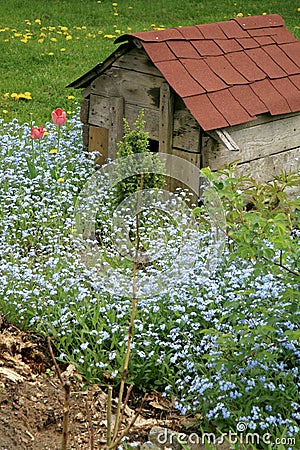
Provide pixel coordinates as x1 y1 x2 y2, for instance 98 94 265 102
0 0 300 124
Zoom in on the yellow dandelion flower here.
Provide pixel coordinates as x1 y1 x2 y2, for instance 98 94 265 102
50 148 58 154
112 2 118 6
14 32 22 37
128 6 133 9
66 35 72 40
57 31 62 35
24 20 31 25
104 34 116 39
23 92 32 100
48 52 54 56
236 12 243 17
67 110 72 115
114 12 118 16
44 131 49 136
98 30 103 34
127 27 132 30
262 12 267 15
11 93 18 98
50 37 57 42
81 26 87 30
40 32 46 38
48 26 56 31
35 19 41 24
2 110 8 114
60 47 66 52
38 38 44 43
4 39 9 43
57 177 64 183
3 93 9 99
21 38 28 43
60 26 68 31
298 7 300 11
67 95 75 100
115 29 121 33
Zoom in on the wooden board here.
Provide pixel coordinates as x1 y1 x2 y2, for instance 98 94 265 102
108 96 124 160
112 47 162 77
88 126 109 166
203 114 300 169
125 104 159 140
159 82 174 154
80 98 89 124
172 96 200 152
89 94 110 128
91 66 163 109
166 147 200 195
234 147 300 183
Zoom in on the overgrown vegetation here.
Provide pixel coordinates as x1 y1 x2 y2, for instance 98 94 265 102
0 1 300 448
0 113 299 448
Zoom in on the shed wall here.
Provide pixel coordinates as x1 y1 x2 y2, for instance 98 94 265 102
202 113 300 182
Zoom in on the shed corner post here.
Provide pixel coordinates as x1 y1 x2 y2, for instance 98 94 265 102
159 82 174 154
80 96 90 153
159 82 174 191
108 96 125 160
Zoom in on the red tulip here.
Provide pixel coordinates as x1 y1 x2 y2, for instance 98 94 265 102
52 108 67 126
30 125 45 139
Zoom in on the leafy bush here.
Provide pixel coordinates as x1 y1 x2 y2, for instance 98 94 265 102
114 110 165 204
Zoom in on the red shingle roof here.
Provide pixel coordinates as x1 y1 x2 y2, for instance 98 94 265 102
115 14 300 130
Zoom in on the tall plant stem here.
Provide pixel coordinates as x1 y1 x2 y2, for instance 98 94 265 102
111 172 145 444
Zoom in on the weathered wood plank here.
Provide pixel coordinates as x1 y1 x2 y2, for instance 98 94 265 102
82 124 89 152
159 82 174 154
91 67 163 109
167 147 200 195
112 47 163 77
204 114 300 169
234 147 300 183
108 96 124 160
172 97 200 152
89 94 110 128
88 126 109 166
80 98 89 124
88 94 159 139
125 104 159 140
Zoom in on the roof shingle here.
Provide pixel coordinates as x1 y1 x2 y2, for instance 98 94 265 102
110 15 300 130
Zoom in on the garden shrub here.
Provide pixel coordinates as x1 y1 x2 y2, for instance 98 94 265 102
114 110 165 204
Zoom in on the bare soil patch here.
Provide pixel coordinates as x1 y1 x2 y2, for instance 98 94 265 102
0 313 185 450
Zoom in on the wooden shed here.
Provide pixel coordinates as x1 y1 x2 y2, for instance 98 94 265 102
69 14 300 190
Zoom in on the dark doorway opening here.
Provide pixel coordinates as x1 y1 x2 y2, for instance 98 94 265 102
149 139 159 153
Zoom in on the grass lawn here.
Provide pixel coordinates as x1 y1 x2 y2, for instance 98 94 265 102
0 0 300 123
